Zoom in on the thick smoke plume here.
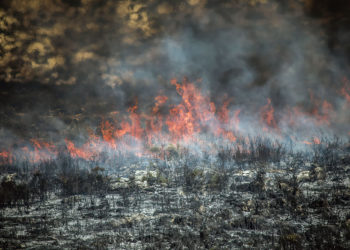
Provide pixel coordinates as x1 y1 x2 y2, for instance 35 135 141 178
0 0 350 163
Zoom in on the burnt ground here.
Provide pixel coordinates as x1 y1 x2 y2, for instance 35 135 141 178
1 139 350 249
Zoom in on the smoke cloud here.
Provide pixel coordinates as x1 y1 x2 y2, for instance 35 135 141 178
0 0 349 150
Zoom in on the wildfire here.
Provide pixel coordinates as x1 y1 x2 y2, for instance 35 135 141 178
64 139 96 160
260 98 278 133
166 78 216 140
0 150 12 164
31 139 58 163
0 77 350 164
302 136 321 145
309 91 333 126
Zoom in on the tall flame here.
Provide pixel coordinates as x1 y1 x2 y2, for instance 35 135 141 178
260 98 278 132
1 77 350 163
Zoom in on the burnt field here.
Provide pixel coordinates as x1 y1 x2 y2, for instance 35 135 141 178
1 0 350 249
1 138 350 249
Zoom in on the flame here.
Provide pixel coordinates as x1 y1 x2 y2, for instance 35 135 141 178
1 77 350 164
0 151 10 158
30 139 57 163
260 98 278 132
216 108 240 142
166 78 214 140
128 102 143 139
218 99 230 124
146 95 168 144
65 139 96 160
282 92 334 131
313 137 321 144
302 136 321 145
302 141 312 145
152 95 168 113
0 150 12 164
101 120 116 146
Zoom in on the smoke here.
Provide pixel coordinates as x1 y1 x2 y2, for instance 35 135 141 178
0 0 349 154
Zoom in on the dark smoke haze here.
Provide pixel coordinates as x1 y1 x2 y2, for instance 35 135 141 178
0 0 350 146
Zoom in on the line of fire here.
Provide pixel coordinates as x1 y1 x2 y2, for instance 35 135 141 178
1 77 349 166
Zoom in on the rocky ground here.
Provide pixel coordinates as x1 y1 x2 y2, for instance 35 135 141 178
1 141 350 249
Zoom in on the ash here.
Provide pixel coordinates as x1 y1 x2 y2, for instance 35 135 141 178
1 138 350 249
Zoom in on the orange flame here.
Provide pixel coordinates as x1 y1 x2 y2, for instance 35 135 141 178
166 78 216 140
2 77 350 163
146 95 168 144
101 120 116 146
309 91 333 126
218 99 230 124
260 98 278 132
302 136 321 145
30 139 57 163
313 137 321 144
65 138 97 160
0 150 12 164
